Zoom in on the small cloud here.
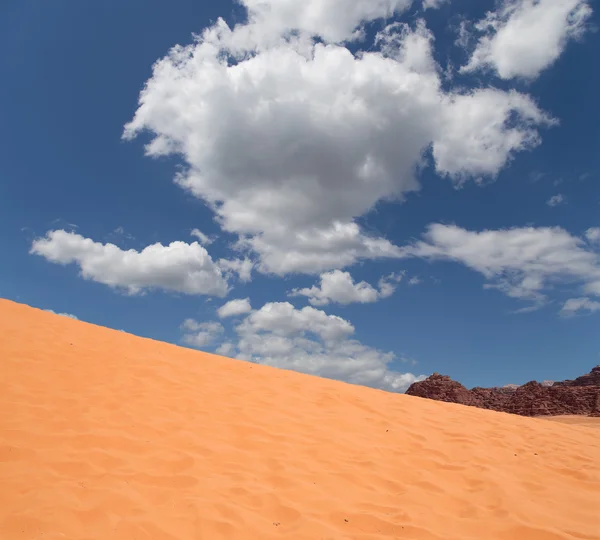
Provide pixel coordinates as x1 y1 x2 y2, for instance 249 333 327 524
217 298 252 319
44 309 78 320
585 227 600 243
399 356 418 366
460 0 592 80
529 171 545 183
422 0 449 9
113 226 135 240
191 228 215 246
560 297 600 317
511 302 546 314
408 276 422 286
289 270 401 306
106 226 136 245
442 60 455 83
546 194 564 207
378 272 404 298
453 19 472 50
50 219 78 232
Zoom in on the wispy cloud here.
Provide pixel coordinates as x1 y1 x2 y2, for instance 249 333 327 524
547 194 565 207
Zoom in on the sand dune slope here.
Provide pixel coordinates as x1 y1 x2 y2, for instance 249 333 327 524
543 416 600 430
1 300 599 540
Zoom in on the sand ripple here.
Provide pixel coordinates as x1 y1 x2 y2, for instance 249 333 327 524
1 300 599 539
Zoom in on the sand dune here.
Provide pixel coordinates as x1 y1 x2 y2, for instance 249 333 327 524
1 299 599 540
542 416 600 430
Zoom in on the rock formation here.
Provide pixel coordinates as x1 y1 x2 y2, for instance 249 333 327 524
553 365 600 387
406 366 600 417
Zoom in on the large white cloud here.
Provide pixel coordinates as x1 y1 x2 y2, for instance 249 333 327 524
242 0 414 44
31 230 229 297
214 302 425 392
123 10 553 275
461 0 592 80
289 269 401 305
400 224 600 307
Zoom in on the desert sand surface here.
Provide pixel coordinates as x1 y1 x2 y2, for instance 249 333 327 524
542 416 600 430
1 299 599 540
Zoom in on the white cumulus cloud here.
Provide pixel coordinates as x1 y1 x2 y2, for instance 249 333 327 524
212 302 425 392
241 0 414 44
289 270 401 305
217 298 253 318
400 223 600 308
181 319 225 348
31 230 229 297
123 9 554 276
461 0 592 80
240 302 355 343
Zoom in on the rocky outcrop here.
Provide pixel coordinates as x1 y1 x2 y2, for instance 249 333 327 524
406 366 600 417
554 365 600 387
404 373 484 407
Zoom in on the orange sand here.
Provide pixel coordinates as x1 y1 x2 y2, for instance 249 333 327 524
1 299 599 540
542 416 600 430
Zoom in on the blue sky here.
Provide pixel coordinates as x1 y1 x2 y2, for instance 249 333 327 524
1 0 599 391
